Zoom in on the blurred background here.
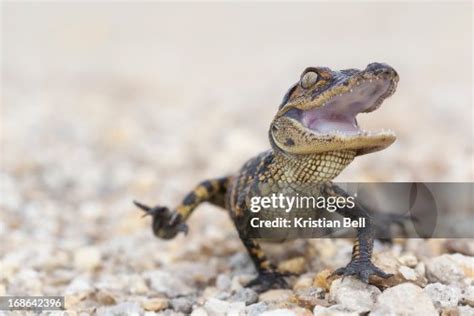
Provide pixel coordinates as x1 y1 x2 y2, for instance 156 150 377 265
1 1 472 313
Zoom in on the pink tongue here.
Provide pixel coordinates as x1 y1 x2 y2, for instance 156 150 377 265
301 108 359 134
310 119 360 134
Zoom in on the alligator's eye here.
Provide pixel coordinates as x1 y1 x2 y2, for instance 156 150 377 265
301 71 319 89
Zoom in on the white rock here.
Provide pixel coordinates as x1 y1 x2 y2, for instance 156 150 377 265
261 309 296 316
313 305 359 316
246 302 268 316
96 302 142 316
204 298 245 316
73 246 101 271
191 307 208 316
458 305 474 316
329 278 381 313
216 274 232 291
425 254 465 284
144 270 194 297
398 266 418 280
423 282 461 309
461 285 474 307
371 283 437 316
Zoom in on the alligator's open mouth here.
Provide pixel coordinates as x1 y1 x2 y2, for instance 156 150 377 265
284 78 394 136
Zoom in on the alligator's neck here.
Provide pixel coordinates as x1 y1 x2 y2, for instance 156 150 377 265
271 150 356 182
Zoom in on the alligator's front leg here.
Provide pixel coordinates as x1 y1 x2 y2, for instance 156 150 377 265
134 177 230 239
323 184 393 283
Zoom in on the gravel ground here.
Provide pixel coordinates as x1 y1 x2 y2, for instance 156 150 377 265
1 2 473 316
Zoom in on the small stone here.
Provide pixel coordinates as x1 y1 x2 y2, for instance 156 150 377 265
229 252 254 274
426 254 465 284
170 297 194 314
246 302 268 316
292 287 327 309
293 274 314 290
370 252 427 288
313 305 359 316
65 277 92 295
450 254 474 278
191 307 208 316
231 274 254 291
313 269 332 291
216 274 232 291
458 305 474 316
259 289 294 304
204 298 245 315
260 309 296 316
424 283 461 309
371 283 437 316
398 266 417 280
141 297 169 312
414 262 426 277
96 302 142 316
229 288 258 305
277 257 306 275
461 285 474 307
446 240 474 256
144 270 194 297
95 290 118 305
399 253 418 267
73 246 101 271
329 278 381 313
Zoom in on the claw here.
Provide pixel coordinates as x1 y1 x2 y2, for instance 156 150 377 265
246 270 289 292
133 200 168 217
176 223 189 235
133 200 151 213
331 259 393 283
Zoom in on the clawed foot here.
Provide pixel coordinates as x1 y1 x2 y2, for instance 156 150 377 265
332 259 393 283
133 200 188 239
246 270 290 292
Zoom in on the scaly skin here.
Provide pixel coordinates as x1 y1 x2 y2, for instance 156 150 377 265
135 63 399 291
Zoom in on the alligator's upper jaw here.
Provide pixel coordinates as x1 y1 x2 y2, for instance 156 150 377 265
285 78 394 137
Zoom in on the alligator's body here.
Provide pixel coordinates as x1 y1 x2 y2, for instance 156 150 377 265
135 63 399 290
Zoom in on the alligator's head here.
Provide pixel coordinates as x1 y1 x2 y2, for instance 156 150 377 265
270 63 399 156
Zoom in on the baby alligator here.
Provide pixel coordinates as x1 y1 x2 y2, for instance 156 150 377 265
135 63 399 291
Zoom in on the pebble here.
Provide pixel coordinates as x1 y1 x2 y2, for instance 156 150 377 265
259 289 294 304
277 257 306 275
329 278 381 313
144 270 194 297
423 283 461 309
191 307 208 316
95 290 118 305
293 274 314 290
246 302 268 316
170 297 194 314
229 288 259 305
215 274 232 291
313 305 359 316
312 269 332 291
371 283 437 316
461 285 474 307
260 309 296 316
458 305 474 316
96 302 142 316
398 253 418 267
292 287 326 309
370 252 427 288
204 298 245 315
426 254 465 284
141 297 169 311
73 246 102 271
